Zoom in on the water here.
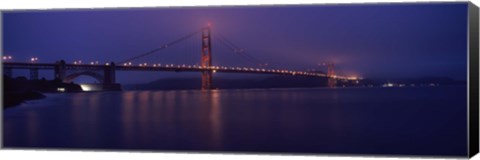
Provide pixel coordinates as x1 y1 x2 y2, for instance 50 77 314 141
3 86 467 156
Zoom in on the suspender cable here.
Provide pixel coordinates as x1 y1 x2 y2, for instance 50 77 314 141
117 29 201 64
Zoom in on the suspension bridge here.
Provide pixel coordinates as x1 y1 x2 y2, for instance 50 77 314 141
2 25 358 90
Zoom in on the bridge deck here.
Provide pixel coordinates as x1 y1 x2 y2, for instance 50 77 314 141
3 62 353 80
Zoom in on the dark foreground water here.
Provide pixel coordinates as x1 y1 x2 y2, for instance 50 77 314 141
3 86 467 156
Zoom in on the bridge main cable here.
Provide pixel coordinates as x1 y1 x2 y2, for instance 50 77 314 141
117 29 202 64
213 31 269 67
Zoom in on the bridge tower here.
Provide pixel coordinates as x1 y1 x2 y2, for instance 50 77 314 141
201 24 213 90
327 63 336 88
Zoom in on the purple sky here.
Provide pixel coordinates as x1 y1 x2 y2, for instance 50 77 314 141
2 3 468 84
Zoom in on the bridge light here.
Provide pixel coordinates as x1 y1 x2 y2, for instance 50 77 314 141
57 88 66 92
90 62 94 65
348 77 357 80
30 57 38 63
2 56 7 60
80 84 93 91
213 70 217 73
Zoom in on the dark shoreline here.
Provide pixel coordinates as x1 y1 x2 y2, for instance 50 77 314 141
3 75 83 109
3 91 46 109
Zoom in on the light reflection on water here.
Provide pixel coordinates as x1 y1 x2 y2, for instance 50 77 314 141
3 86 468 156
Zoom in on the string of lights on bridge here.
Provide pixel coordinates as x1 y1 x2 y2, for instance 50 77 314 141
3 56 39 62
1 55 359 81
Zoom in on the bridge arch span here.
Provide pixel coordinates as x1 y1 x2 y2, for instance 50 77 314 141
64 71 104 84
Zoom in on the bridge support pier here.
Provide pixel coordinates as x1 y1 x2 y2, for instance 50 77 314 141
201 71 212 90
101 62 121 91
54 60 66 81
30 68 39 80
327 63 336 88
104 62 116 84
328 78 336 88
4 68 12 77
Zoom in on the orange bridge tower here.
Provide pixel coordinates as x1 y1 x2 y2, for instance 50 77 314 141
201 25 213 90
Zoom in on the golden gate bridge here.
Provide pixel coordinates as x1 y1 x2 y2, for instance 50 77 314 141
2 24 359 90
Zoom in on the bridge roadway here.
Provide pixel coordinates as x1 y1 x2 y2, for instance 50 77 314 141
2 62 354 80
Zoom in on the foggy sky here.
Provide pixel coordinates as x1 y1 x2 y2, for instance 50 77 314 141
2 3 469 83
